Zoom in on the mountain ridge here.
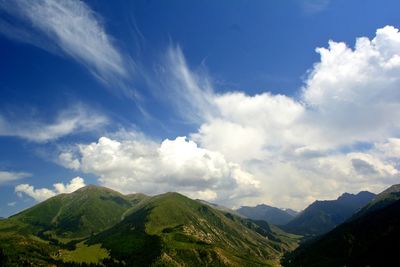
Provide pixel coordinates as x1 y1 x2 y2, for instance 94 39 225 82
0 185 299 266
236 204 297 225
283 190 375 236
283 190 400 267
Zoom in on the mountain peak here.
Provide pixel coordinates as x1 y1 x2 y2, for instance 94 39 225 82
236 203 296 225
337 192 354 200
76 184 106 191
74 184 122 195
337 191 375 201
284 190 375 236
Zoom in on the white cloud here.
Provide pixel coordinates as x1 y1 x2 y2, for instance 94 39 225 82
15 176 86 202
192 92 306 163
375 138 400 158
0 105 107 143
159 45 215 123
60 135 260 206
302 26 400 147
0 0 132 88
7 202 16 207
53 25 400 209
0 171 31 184
58 151 81 170
155 25 400 209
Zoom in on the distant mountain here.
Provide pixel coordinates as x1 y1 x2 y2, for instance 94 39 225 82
0 186 299 266
283 209 299 217
283 184 400 267
283 191 375 236
236 204 296 225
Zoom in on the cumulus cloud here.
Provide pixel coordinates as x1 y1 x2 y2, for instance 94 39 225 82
0 171 31 184
0 105 107 143
155 25 400 209
15 176 85 202
0 0 133 90
53 25 400 209
302 25 400 147
60 135 260 206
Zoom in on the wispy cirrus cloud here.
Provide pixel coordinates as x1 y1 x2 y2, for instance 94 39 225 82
0 171 31 184
160 45 215 123
0 0 134 92
0 105 107 143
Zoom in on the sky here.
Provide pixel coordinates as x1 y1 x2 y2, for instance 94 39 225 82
1 0 400 216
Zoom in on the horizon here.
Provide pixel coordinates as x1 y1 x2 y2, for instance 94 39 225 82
2 0 400 217
3 180 397 218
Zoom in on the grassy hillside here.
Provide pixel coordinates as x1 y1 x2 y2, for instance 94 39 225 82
4 185 147 238
89 192 300 266
0 187 299 266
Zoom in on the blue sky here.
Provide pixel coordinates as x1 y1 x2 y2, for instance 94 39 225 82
1 0 400 216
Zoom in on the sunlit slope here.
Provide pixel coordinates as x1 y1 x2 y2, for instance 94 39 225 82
3 185 147 237
90 192 299 266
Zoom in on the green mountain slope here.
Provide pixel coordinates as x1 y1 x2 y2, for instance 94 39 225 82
89 192 299 266
283 191 375 236
0 187 299 266
1 185 148 238
282 198 400 267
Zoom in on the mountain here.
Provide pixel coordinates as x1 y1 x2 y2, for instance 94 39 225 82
197 199 244 217
0 186 299 266
283 185 400 267
283 209 299 217
283 191 375 236
88 192 299 266
236 204 296 225
5 185 147 238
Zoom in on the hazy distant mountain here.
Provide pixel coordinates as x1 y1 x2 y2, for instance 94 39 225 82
284 209 299 217
283 191 375 236
283 184 400 267
236 204 297 225
0 185 299 266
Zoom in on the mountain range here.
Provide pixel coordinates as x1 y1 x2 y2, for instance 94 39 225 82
282 191 375 236
0 184 398 266
283 184 400 267
236 204 297 225
0 185 299 266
